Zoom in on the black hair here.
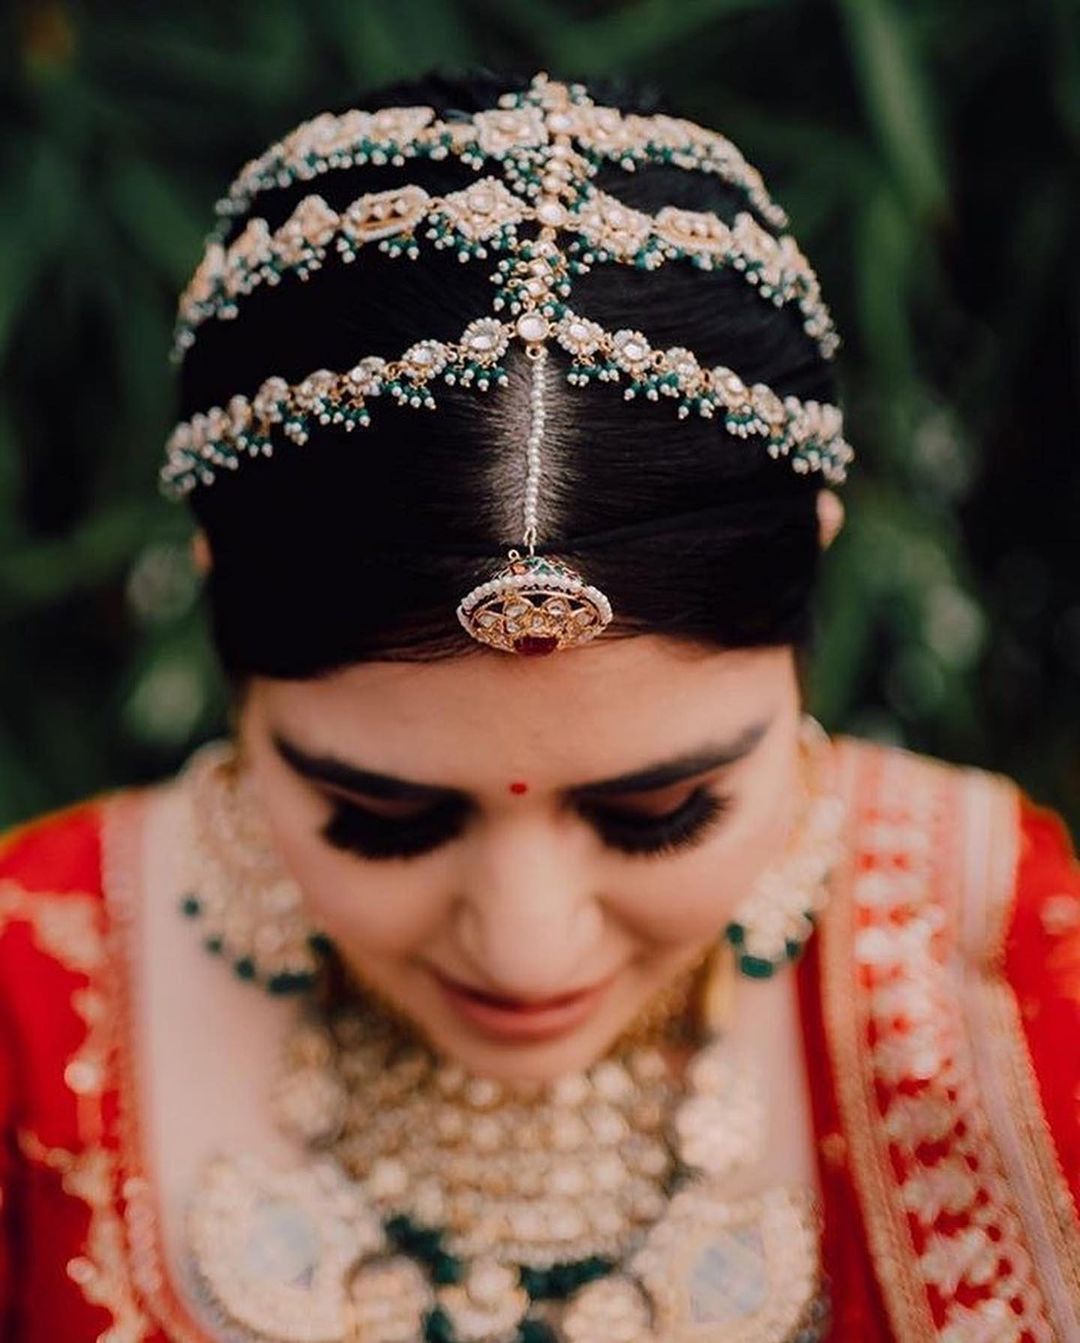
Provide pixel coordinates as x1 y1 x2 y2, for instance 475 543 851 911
180 66 840 679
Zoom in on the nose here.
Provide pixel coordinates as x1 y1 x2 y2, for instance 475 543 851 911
454 811 605 998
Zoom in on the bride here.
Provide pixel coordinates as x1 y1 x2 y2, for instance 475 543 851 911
0 68 1076 1343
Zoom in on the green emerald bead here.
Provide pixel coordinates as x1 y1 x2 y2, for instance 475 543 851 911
739 953 778 979
411 1227 443 1260
203 936 223 955
180 894 201 918
267 971 314 996
546 1264 572 1299
785 938 806 961
423 1306 456 1343
725 923 746 946
519 1266 549 1299
583 1255 614 1282
517 1320 557 1343
385 1213 413 1246
234 957 256 981
431 1250 463 1285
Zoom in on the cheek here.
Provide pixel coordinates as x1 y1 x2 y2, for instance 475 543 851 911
610 774 795 947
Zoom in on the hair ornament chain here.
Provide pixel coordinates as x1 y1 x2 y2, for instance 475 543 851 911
213 73 788 231
172 183 837 362
162 302 850 499
165 72 854 655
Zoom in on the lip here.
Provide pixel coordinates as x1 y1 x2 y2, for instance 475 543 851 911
431 969 618 1042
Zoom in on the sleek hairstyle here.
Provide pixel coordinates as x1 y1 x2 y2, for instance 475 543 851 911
180 67 840 679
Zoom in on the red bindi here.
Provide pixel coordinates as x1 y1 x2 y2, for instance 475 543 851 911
508 781 529 795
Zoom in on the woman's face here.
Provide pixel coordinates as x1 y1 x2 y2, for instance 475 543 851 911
238 637 803 1082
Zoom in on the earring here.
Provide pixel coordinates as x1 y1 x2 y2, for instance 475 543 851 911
178 740 332 995
723 716 847 979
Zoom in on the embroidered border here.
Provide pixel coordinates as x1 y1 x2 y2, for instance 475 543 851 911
821 740 939 1340
823 739 1063 1342
0 877 155 1340
954 769 1080 1337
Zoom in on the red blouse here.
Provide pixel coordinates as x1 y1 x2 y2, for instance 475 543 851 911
0 736 1076 1341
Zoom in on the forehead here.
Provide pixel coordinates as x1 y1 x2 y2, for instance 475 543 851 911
251 638 794 785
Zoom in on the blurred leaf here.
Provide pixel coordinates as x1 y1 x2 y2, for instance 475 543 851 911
837 0 949 220
0 503 175 611
106 155 207 284
852 179 920 459
0 138 76 363
552 0 783 73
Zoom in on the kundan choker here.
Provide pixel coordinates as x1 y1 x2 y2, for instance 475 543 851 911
186 956 829 1343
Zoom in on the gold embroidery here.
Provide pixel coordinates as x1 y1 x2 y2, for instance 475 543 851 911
18 1131 152 1342
821 738 1073 1340
4 867 155 1340
940 1297 1023 1343
820 740 938 1340
1040 893 1080 938
817 1131 847 1168
954 768 1080 1338
0 881 104 975
0 882 115 1155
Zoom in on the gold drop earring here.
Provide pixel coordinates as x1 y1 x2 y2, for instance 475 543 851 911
723 715 847 979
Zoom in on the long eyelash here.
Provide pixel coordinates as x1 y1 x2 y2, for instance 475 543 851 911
321 797 468 860
583 787 731 857
320 788 731 863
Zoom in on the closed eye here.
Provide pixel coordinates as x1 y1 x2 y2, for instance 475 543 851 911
321 793 469 860
576 785 732 857
318 784 731 861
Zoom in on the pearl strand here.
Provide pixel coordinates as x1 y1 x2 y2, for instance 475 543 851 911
523 345 547 554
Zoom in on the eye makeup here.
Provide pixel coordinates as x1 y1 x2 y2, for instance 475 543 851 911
318 784 732 862
321 794 470 861
577 785 732 858
272 726 757 863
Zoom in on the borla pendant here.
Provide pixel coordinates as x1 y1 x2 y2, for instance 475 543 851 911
187 1154 384 1343
630 1185 827 1343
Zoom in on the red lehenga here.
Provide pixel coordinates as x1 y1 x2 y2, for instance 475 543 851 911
0 736 1076 1342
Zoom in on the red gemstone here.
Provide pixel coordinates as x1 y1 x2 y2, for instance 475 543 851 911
514 635 559 656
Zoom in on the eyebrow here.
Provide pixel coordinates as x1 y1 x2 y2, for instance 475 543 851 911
271 717 771 804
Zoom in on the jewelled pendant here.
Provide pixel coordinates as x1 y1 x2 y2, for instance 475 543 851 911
630 1185 824 1343
457 552 612 655
187 1154 384 1343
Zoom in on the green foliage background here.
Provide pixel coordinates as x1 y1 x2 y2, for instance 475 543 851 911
2 0 1078 835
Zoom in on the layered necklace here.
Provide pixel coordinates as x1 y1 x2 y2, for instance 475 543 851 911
181 724 842 1343
188 991 827 1343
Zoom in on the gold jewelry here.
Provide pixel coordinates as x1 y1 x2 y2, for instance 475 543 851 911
188 899 824 1342
162 74 854 657
724 715 846 978
175 78 838 364
178 718 843 995
690 937 738 1037
178 719 838 1341
188 980 826 1343
178 740 328 995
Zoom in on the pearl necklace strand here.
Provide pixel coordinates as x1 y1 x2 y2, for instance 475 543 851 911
188 977 827 1343
272 996 761 1272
